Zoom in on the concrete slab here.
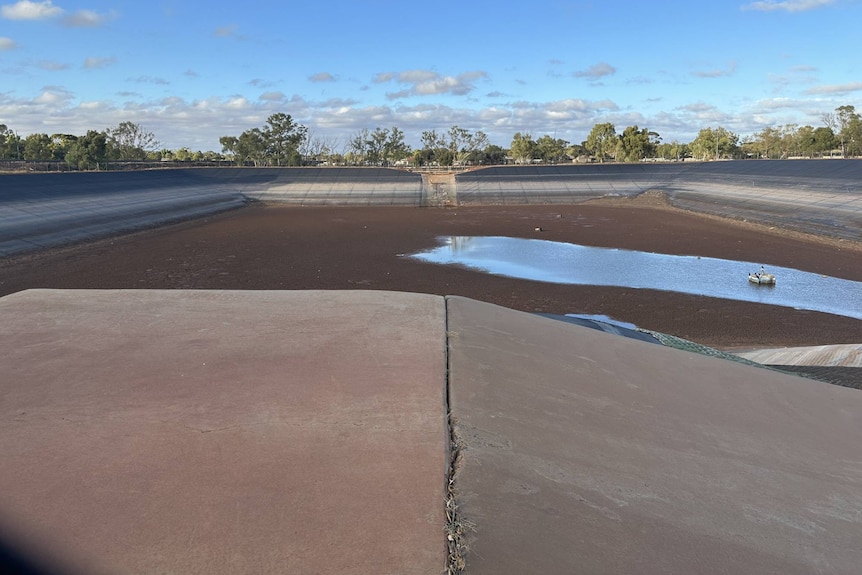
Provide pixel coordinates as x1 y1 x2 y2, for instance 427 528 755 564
735 344 862 367
446 296 862 574
0 289 447 574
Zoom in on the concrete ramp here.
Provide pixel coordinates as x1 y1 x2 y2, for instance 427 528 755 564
447 296 862 574
0 289 447 574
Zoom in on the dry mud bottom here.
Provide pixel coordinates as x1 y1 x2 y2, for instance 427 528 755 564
1 199 860 350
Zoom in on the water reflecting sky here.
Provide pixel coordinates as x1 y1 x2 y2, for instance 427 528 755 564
410 236 862 320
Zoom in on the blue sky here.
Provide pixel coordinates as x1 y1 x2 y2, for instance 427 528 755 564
1 0 860 151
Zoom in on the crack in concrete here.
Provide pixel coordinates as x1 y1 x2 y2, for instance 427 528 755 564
444 297 471 574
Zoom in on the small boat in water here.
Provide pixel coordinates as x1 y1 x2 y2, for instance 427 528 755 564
749 265 776 285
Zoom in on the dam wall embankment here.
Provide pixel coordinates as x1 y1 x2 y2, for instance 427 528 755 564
456 160 862 241
2 161 861 256
0 167 423 256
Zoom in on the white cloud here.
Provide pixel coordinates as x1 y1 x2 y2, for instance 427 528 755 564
309 72 335 82
768 65 818 90
678 102 720 114
692 61 738 78
0 36 17 50
373 72 395 83
248 78 276 88
37 59 69 70
1 0 63 20
0 76 850 153
627 76 654 85
83 56 115 69
804 82 862 95
214 25 245 39
741 0 836 12
129 76 170 85
259 91 286 102
33 85 73 104
385 90 411 101
63 8 114 27
574 62 616 79
750 97 815 113
225 96 251 109
374 69 488 98
318 97 359 109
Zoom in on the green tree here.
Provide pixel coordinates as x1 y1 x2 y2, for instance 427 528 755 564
65 130 107 170
585 123 616 162
795 125 816 158
776 124 799 159
509 132 535 164
383 126 411 165
237 128 267 166
219 136 240 164
219 113 308 166
23 133 53 161
436 148 454 167
264 113 306 165
812 127 835 157
174 147 193 162
447 126 470 164
566 142 587 160
655 140 687 161
447 126 488 165
0 124 22 160
751 126 782 159
413 147 434 167
534 135 569 164
349 128 383 164
835 105 861 157
823 105 861 157
107 121 159 161
689 127 739 160
840 107 862 157
418 129 446 166
0 124 10 159
477 144 507 165
50 134 78 161
616 126 653 162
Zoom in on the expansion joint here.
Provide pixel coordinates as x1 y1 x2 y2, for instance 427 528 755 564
444 297 468 574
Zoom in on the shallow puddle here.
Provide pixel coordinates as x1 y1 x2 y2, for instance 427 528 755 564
409 236 862 320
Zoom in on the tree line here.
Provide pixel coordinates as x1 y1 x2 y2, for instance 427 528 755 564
1 105 859 170
0 121 163 169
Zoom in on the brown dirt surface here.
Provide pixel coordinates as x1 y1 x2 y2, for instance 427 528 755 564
1 200 860 350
